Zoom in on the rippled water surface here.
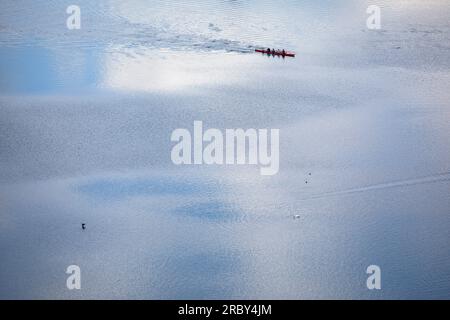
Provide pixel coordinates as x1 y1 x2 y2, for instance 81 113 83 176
1 0 450 299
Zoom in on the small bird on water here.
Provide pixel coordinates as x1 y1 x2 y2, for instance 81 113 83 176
82 223 86 230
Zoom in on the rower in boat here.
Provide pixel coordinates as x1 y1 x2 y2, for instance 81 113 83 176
254 48 295 57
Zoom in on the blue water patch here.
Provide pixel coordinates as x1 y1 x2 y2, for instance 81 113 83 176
0 45 100 94
76 176 217 201
0 46 57 94
173 201 239 222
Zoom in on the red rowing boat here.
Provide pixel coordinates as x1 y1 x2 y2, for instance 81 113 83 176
255 49 295 57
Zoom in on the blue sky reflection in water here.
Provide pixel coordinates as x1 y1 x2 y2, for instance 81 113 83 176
0 0 450 299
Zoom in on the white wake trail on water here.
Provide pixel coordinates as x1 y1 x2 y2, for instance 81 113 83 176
300 172 450 202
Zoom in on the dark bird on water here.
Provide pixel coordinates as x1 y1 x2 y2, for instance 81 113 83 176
82 223 86 230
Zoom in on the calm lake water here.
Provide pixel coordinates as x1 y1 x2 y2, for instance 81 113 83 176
0 0 449 299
